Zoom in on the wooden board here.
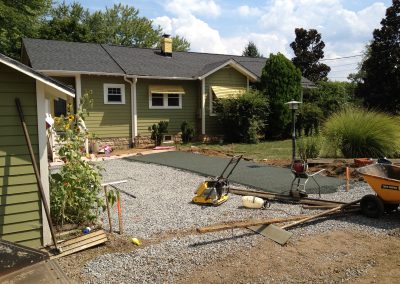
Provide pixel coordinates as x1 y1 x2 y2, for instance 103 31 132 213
51 230 108 259
229 187 346 206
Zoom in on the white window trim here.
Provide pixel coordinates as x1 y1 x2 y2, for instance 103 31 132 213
149 93 183 109
104 83 126 104
209 86 217 116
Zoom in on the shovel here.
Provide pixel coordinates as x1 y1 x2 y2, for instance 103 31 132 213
248 198 361 245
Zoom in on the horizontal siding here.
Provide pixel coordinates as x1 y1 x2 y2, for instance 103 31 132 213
137 79 199 135
81 75 131 138
0 211 40 226
0 201 40 215
0 63 42 248
205 67 248 135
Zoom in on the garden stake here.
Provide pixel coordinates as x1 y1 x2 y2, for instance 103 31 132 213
15 98 60 253
346 166 350 191
103 186 113 233
117 191 123 234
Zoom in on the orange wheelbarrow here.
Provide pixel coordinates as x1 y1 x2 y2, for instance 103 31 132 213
357 164 400 218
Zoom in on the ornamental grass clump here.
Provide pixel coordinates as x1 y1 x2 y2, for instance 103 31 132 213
323 107 400 158
50 93 103 227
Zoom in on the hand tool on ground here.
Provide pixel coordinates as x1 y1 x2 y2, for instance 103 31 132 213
192 155 242 206
249 198 361 245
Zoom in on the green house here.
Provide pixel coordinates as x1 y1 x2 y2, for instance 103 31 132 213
0 53 75 248
21 36 314 148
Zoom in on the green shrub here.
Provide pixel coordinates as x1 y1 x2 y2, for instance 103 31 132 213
214 89 269 143
180 121 195 143
323 107 400 158
148 121 169 146
297 134 322 161
297 102 324 136
50 92 103 227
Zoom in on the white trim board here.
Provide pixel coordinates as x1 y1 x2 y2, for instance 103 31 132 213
0 57 75 98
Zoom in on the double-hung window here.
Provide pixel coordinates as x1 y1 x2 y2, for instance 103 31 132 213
104 83 125 104
149 86 184 109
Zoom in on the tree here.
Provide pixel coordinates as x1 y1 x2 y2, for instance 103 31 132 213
290 28 331 82
260 53 302 138
0 0 51 58
242 41 262 57
171 35 191 52
39 2 91 42
357 0 400 114
38 2 190 51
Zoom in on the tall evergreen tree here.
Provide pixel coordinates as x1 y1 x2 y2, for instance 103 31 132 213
261 53 302 138
290 28 331 82
242 41 262 57
358 0 400 113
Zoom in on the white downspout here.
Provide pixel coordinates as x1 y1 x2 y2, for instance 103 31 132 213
201 79 206 135
124 75 138 146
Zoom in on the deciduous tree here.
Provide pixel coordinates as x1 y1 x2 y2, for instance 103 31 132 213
39 2 190 51
357 0 400 113
0 0 51 58
290 28 331 82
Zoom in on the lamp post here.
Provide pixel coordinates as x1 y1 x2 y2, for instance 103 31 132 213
286 100 301 161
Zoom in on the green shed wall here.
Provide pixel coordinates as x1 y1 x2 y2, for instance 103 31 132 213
136 79 199 136
204 67 248 135
81 75 132 138
0 64 42 248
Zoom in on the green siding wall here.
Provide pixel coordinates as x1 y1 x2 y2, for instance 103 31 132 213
0 63 42 248
81 75 131 138
136 79 199 135
204 67 248 135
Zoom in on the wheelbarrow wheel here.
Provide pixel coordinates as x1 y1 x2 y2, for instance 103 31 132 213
384 203 399 213
361 194 384 218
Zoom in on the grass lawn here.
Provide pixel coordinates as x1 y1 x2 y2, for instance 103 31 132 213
178 140 292 161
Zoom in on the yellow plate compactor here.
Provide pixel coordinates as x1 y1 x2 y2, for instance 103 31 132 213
193 155 242 206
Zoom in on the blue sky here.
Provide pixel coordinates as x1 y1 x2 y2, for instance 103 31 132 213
63 0 393 80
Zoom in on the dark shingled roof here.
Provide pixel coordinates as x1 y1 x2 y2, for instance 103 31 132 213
22 38 315 86
0 52 75 96
23 38 124 74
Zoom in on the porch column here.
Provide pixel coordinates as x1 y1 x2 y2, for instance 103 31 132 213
36 81 51 246
132 77 138 142
75 74 82 108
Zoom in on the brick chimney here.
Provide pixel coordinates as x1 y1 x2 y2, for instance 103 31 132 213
161 34 172 57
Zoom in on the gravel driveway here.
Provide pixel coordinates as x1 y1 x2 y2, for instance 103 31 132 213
80 158 399 283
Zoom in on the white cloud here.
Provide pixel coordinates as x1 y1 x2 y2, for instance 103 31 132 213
155 0 387 81
256 0 386 80
165 0 220 17
153 16 173 34
155 14 227 54
237 5 262 17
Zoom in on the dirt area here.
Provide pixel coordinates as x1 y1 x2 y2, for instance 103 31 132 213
177 229 400 284
57 228 400 283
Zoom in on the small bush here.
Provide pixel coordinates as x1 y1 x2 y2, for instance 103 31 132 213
181 121 195 143
323 107 400 158
297 134 322 161
214 89 269 143
148 121 169 146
